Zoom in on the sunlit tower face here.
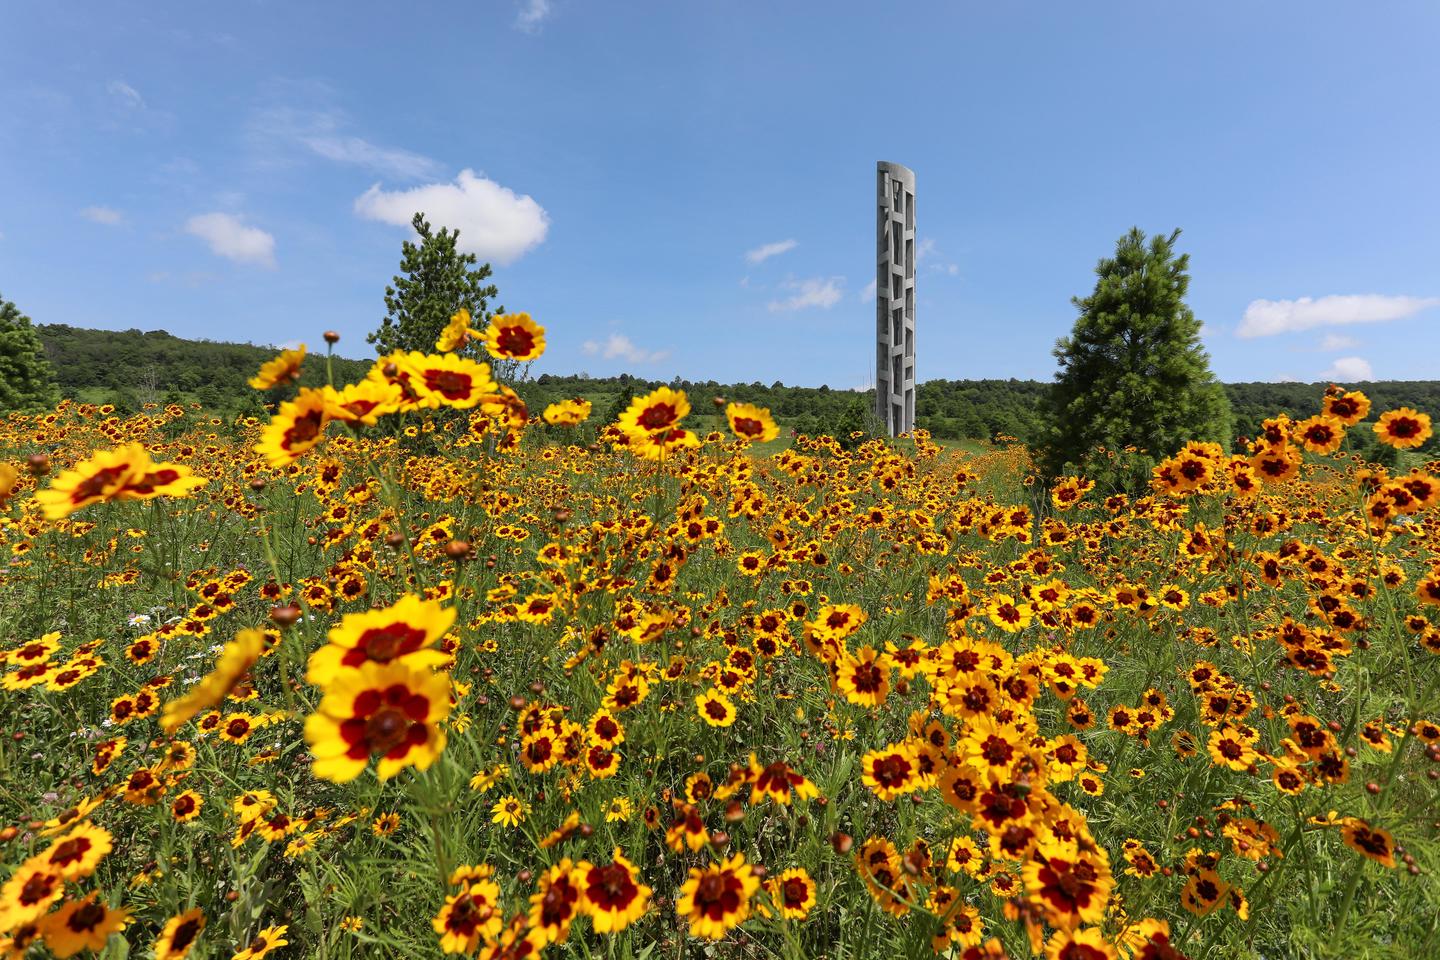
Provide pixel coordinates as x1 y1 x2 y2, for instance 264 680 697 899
876 162 915 437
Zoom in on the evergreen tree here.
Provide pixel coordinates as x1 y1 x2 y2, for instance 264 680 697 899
1038 228 1232 490
368 213 502 356
0 293 61 413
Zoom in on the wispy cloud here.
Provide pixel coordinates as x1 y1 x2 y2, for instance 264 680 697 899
106 80 145 110
745 239 798 264
80 206 124 225
860 278 877 303
768 277 844 312
184 213 276 268
1319 356 1374 382
916 236 959 276
1318 333 1359 351
1239 294 1439 338
581 333 669 364
515 0 553 33
354 169 549 265
249 106 443 180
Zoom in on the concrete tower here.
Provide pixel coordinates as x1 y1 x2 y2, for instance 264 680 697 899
876 161 915 436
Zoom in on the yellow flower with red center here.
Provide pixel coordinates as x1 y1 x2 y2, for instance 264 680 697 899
255 388 331 467
162 629 266 734
1374 407 1432 449
306 594 455 686
436 308 483 352
528 860 584 945
0 863 66 930
153 908 205 960
483 312 546 361
37 893 130 958
835 645 891 708
807 603 867 646
304 660 450 782
1340 817 1396 868
1022 842 1113 928
746 754 818 805
1043 927 1118 960
35 822 112 881
403 352 499 410
765 867 816 920
32 445 145 520
725 402 779 443
677 853 761 940
248 344 305 390
618 386 690 436
986 593 1034 633
577 848 651 933
1206 725 1258 771
1323 388 1370 425
695 688 737 727
1294 414 1346 455
432 879 503 954
324 379 402 426
543 398 592 426
860 742 921 801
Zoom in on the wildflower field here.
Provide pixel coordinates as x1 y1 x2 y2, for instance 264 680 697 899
2 316 1439 960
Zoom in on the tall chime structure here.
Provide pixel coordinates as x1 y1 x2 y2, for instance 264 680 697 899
875 161 915 436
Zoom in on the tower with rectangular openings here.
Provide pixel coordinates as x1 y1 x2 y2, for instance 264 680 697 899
876 161 915 436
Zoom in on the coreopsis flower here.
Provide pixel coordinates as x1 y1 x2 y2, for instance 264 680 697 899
483 312 546 361
1294 415 1345 455
695 688 737 727
433 878 504 954
725 402 780 443
35 822 112 881
626 425 700 461
404 352 499 410
1022 843 1113 928
491 795 530 827
232 924 289 960
255 388 331 467
436 309 483 352
528 860 584 945
325 379 402 426
171 791 203 822
1323 388 1370 424
306 594 455 686
807 604 867 645
1340 817 1396 868
543 399 592 426
304 660 451 782
1179 869 1229 917
860 742 921 801
765 867 816 920
834 645 891 708
161 628 266 734
746 755 818 805
1043 927 1118 960
986 593 1033 633
677 853 761 940
248 344 305 390
618 386 689 435
577 848 651 933
1206 725 1258 771
153 908 205 960
33 445 148 519
0 863 65 930
1374 407 1432 449
38 893 130 958
1049 476 1094 511
0 461 19 504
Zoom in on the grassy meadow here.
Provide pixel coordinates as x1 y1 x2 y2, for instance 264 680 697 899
1 330 1438 960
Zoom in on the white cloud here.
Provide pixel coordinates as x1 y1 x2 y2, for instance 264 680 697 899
915 236 959 276
745 239 798 264
580 333 668 364
1319 333 1359 351
184 213 276 268
515 0 553 32
860 278 877 303
768 277 844 312
107 80 145 110
81 206 124 225
249 106 442 180
1319 356 1374 382
354 169 549 265
1238 294 1439 338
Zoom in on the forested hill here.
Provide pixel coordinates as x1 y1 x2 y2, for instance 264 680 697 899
34 324 1440 453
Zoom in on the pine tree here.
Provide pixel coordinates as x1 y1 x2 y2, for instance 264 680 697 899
0 293 61 413
367 213 501 356
1038 227 1232 490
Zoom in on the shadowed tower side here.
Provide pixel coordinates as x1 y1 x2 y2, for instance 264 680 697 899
876 162 915 436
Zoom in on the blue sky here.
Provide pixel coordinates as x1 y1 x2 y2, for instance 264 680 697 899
2 1 1438 387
